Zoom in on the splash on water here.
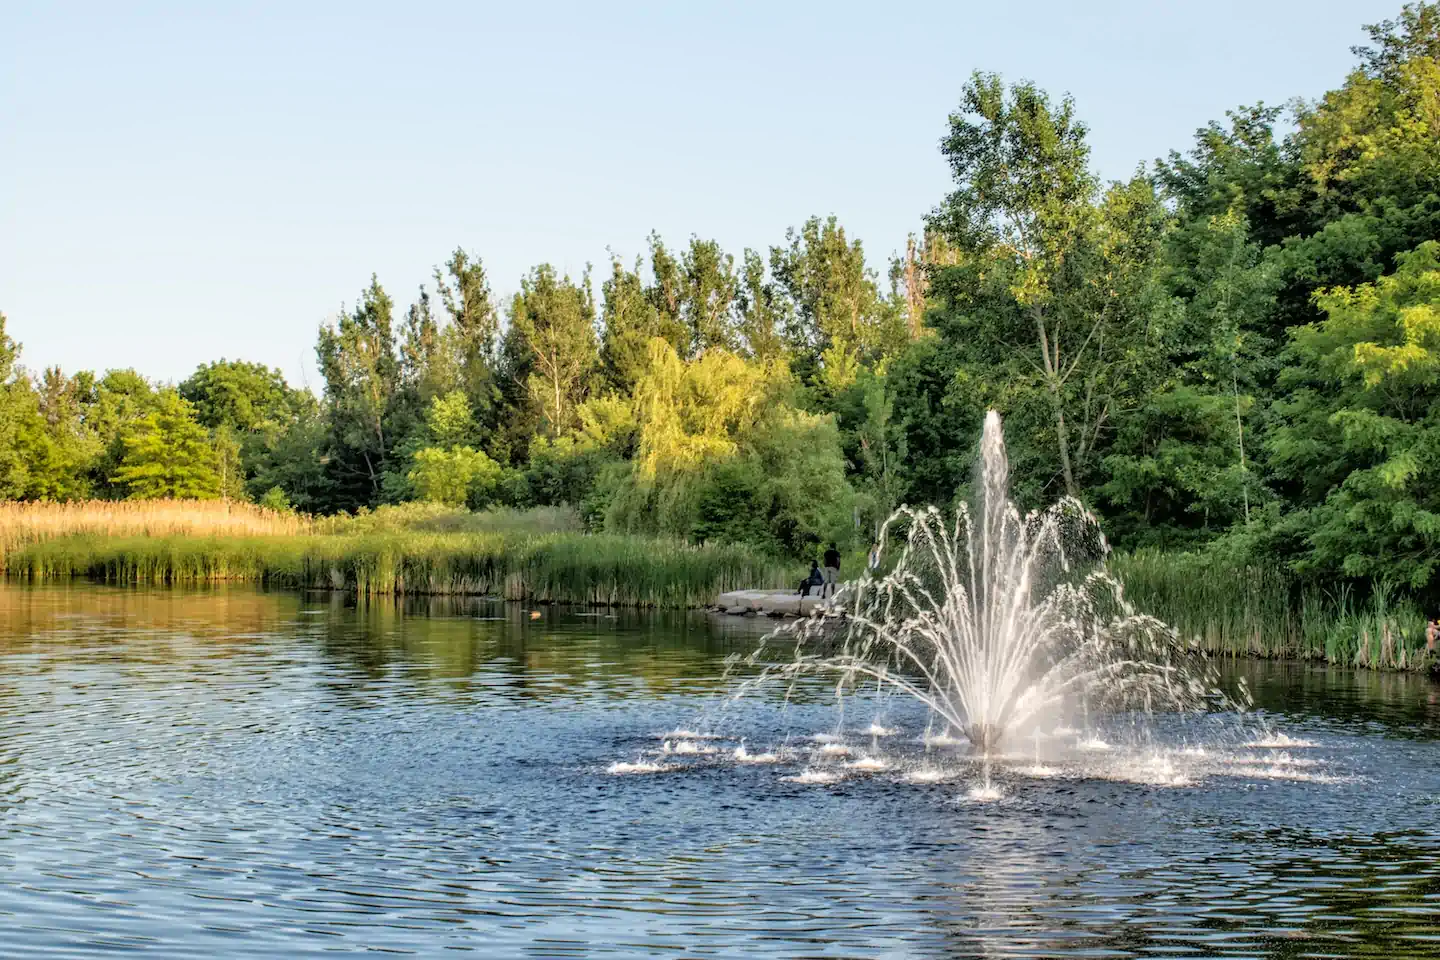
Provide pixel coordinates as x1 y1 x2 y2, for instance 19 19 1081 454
1246 732 1319 749
784 769 841 784
864 723 900 737
1021 764 1059 778
733 745 782 764
817 743 852 757
843 755 890 772
607 759 674 775
967 783 1004 802
659 729 721 741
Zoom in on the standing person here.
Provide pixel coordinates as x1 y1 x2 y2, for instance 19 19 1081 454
867 541 881 573
1427 617 1437 653
822 542 841 598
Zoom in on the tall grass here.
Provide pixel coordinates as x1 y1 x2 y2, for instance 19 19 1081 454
5 530 792 609
313 502 583 537
1113 548 1434 672
0 499 309 559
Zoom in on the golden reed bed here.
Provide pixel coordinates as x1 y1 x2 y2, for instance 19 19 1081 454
0 499 310 551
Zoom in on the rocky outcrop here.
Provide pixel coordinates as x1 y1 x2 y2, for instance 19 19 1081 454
712 589 842 618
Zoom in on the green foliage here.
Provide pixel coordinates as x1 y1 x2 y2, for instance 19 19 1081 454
769 215 907 390
258 486 292 512
179 360 297 432
502 264 598 441
426 390 478 449
316 275 403 501
605 339 854 553
110 391 222 500
0 312 42 499
407 446 502 507
1268 241 1440 587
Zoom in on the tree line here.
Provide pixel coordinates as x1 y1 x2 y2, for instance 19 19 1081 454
2 2 1438 597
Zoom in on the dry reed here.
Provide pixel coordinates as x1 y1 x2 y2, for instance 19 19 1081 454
0 499 309 560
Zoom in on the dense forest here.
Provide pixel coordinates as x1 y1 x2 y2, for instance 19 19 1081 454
2 3 1438 601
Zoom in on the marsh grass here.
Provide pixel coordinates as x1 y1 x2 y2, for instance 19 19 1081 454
0 499 309 554
5 530 791 608
1113 549 1433 672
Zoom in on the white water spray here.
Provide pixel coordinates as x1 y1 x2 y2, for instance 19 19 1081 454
751 411 1230 758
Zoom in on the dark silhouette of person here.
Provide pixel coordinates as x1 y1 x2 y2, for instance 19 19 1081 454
798 561 825 597
822 543 841 598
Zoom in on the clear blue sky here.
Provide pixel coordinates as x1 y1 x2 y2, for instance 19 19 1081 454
2 0 1401 391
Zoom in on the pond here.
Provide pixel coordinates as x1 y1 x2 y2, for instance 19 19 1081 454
1 583 1437 958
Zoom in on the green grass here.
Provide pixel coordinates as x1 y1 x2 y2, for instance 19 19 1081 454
3 530 793 609
1112 548 1435 672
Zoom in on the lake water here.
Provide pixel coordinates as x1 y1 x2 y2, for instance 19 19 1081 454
1 583 1438 958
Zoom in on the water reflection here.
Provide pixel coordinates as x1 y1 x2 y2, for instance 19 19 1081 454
0 583 1437 958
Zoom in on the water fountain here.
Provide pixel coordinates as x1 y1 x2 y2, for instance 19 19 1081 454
750 410 1232 755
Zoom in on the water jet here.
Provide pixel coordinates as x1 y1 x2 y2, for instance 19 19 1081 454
751 410 1230 757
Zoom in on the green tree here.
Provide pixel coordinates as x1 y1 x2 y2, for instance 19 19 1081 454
681 236 738 354
434 248 500 420
0 312 42 498
407 446 502 506
1267 241 1440 588
316 275 403 502
736 249 785 360
110 390 221 499
770 215 905 392
929 72 1101 497
502 264 599 439
179 360 296 432
600 255 675 394
425 389 477 449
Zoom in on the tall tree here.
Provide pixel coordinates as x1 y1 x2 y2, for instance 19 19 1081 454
647 233 686 352
736 249 785 360
503 265 599 438
316 275 402 500
929 72 1101 497
600 255 671 395
434 248 500 419
770 215 904 393
680 237 738 353
0 312 40 498
399 286 459 405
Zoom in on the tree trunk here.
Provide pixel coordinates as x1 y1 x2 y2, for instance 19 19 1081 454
1035 308 1078 498
1050 383 1078 497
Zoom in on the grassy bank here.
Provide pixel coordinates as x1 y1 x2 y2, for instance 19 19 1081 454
0 502 792 608
1113 549 1436 672
2 531 791 608
3 502 1435 669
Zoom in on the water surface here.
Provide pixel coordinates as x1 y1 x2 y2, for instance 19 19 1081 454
1 583 1437 957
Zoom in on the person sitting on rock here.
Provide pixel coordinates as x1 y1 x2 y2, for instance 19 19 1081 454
798 561 825 597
